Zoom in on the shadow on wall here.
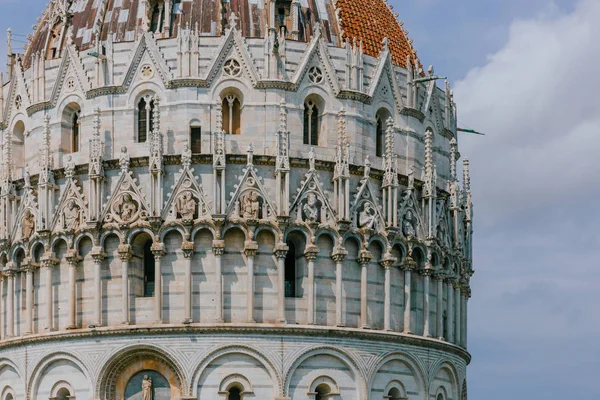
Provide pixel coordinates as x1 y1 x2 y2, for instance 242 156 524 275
125 370 171 400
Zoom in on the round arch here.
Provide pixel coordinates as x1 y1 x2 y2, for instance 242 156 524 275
367 352 427 397
27 351 92 400
96 344 186 400
190 344 282 397
428 361 460 400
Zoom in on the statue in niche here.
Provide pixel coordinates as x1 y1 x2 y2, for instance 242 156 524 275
408 166 415 190
63 199 81 230
303 192 319 223
242 191 260 219
176 192 196 221
64 155 76 178
23 164 31 188
141 375 152 400
22 209 35 239
119 193 138 222
308 147 316 170
402 210 416 237
359 201 378 230
119 146 130 171
181 141 192 168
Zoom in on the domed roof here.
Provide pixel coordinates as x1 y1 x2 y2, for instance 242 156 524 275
24 0 419 69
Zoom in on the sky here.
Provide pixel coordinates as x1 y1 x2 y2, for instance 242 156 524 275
0 0 598 399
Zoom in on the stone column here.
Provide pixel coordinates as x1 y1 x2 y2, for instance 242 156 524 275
305 244 319 325
152 243 165 324
91 247 106 327
5 267 15 338
274 243 289 324
462 286 470 347
435 271 445 340
41 252 57 332
212 240 225 322
65 250 80 330
118 245 132 325
446 278 454 343
332 247 347 327
381 255 396 331
423 268 432 337
24 263 34 335
454 281 461 345
402 257 416 334
244 241 258 323
358 250 373 329
182 241 195 324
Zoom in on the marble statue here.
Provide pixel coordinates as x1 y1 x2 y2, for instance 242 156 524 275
119 146 130 171
403 210 416 237
23 164 31 188
22 209 35 239
64 155 76 178
63 199 81 230
242 191 260 219
303 192 319 223
177 192 196 220
182 141 192 168
119 194 138 222
142 375 152 400
359 201 377 230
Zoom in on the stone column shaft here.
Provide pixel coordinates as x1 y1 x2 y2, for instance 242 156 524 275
423 270 432 337
182 241 194 324
384 265 392 331
25 267 33 334
446 280 454 343
454 283 461 345
245 241 258 323
93 258 102 326
65 252 79 330
152 243 165 324
118 245 132 325
436 274 444 339
213 240 225 323
358 250 372 329
332 249 347 327
275 243 289 324
6 272 14 337
402 258 416 334
45 265 53 331
306 246 319 325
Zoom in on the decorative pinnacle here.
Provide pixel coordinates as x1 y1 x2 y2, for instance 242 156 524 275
449 138 457 181
278 98 287 133
463 158 471 193
247 143 254 166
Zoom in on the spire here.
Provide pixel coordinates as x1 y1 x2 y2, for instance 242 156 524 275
424 130 434 197
463 158 471 194
39 115 53 185
449 138 458 181
1 128 12 191
149 95 163 172
89 108 103 177
213 100 225 169
335 108 349 179
382 117 397 188
275 99 290 173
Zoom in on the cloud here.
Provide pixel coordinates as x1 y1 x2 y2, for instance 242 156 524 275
453 1 600 398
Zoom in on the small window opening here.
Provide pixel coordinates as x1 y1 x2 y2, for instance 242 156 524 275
388 387 402 400
284 242 297 298
72 111 80 153
303 100 319 145
143 240 155 297
150 5 162 33
5 394 13 400
228 386 242 400
190 126 202 153
315 383 331 400
376 116 384 157
437 394 445 400
56 388 71 400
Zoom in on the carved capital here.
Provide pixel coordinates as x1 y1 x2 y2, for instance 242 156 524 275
421 267 434 277
65 249 81 266
274 242 289 260
244 240 258 257
151 242 166 258
380 253 397 270
91 246 106 263
40 251 59 269
331 246 348 264
357 250 373 266
212 240 225 256
117 244 132 261
181 241 195 259
304 244 319 261
401 256 417 271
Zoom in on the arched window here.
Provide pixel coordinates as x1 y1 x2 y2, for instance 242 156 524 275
46 23 62 59
303 100 319 145
315 383 331 400
228 386 242 400
376 115 385 157
12 120 25 174
5 394 13 400
62 103 81 154
150 4 162 33
143 239 155 297
222 95 241 135
388 387 403 400
375 108 391 157
72 111 80 152
284 241 297 298
437 393 445 400
190 123 202 153
443 311 448 339
137 97 155 143
56 388 71 400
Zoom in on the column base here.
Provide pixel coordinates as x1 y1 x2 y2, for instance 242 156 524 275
66 325 78 330
215 318 224 323
336 323 345 327
121 321 130 326
153 320 163 325
438 336 445 341
182 318 192 325
246 319 256 323
88 323 102 329
278 319 287 324
403 330 413 335
361 324 371 329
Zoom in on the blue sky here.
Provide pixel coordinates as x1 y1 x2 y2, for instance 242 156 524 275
0 0 598 399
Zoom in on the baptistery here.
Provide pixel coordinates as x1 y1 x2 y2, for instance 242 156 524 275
0 0 474 399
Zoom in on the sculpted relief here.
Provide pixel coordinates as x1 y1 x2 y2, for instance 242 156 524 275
21 209 35 240
176 192 197 221
359 201 378 230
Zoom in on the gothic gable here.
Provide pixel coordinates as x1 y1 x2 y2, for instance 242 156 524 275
398 188 425 240
292 30 341 95
12 187 38 243
435 199 452 250
121 33 173 90
162 165 211 222
51 178 87 234
350 172 386 233
369 45 404 113
49 44 91 107
100 170 151 229
226 156 276 221
290 162 337 226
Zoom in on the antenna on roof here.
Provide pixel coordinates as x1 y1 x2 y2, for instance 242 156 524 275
457 128 485 136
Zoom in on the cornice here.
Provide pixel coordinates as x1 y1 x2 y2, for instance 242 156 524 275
0 323 471 364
